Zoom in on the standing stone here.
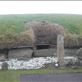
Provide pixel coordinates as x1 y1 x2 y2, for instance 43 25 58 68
57 35 64 66
2 62 8 70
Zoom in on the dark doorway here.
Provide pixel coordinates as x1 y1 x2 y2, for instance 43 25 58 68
36 44 50 49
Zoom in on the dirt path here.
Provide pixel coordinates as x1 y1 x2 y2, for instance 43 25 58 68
20 73 82 82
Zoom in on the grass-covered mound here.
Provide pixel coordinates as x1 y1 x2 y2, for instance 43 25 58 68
25 21 65 44
0 14 82 35
0 14 82 48
0 28 34 49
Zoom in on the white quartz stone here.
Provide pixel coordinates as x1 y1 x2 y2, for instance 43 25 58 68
0 56 77 70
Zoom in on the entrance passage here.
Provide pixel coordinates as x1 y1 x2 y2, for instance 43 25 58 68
36 44 50 49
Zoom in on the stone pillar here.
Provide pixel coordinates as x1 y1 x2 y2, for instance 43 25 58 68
57 34 64 66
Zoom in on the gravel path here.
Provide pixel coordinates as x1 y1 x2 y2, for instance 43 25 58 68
20 73 82 82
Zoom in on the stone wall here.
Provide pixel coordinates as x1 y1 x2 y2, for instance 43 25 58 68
65 49 78 57
34 48 78 57
8 48 33 60
2 48 78 60
35 48 56 57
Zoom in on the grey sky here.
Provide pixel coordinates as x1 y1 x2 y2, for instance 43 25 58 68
0 1 82 15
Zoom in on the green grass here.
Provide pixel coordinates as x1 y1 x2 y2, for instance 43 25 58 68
0 14 82 35
0 14 82 44
0 67 82 82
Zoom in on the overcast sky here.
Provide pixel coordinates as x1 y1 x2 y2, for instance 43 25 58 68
0 1 82 15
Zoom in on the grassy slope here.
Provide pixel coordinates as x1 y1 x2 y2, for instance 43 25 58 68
0 14 82 35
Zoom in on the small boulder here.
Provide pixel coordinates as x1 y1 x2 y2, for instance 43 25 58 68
2 62 8 70
0 55 6 61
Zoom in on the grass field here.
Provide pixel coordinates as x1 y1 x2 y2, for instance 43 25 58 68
0 67 82 82
0 14 82 44
0 14 82 35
